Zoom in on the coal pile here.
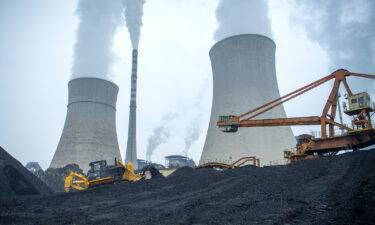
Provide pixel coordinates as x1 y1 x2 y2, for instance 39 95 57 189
0 146 52 201
1 149 374 225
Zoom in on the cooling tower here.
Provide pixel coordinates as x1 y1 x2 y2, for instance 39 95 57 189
50 78 122 172
200 34 296 166
125 49 138 169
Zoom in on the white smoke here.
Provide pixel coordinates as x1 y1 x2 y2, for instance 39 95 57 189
183 125 201 157
71 0 123 79
214 0 273 41
123 0 145 49
146 113 177 162
290 0 375 90
182 88 206 157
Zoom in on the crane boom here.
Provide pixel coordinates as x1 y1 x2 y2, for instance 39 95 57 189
218 69 374 136
218 69 375 161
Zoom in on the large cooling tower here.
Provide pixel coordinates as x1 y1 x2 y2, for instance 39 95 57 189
50 78 122 172
200 34 296 166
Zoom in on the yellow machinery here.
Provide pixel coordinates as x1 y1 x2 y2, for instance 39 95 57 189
64 159 156 192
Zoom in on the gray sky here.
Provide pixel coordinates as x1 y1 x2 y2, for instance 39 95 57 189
0 0 374 169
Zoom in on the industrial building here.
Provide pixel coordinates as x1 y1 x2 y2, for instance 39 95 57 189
50 78 122 172
137 159 149 169
200 34 296 166
165 155 196 168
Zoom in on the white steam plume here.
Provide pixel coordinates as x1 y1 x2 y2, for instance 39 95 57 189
146 113 176 162
71 0 123 79
214 0 272 41
183 125 201 157
123 0 145 49
290 0 375 90
182 88 206 157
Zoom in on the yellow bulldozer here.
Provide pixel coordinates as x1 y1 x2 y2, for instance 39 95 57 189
64 159 160 192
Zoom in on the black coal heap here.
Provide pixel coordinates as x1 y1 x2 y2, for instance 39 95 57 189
0 146 51 200
1 149 374 225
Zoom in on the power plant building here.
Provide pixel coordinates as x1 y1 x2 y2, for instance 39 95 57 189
165 155 196 168
50 78 122 172
200 34 296 166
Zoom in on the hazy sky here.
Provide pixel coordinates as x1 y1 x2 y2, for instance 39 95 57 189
1 0 374 169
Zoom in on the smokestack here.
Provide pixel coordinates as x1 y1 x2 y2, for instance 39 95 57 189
50 78 122 172
125 49 138 169
200 34 296 165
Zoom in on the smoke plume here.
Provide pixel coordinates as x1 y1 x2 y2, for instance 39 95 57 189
214 0 272 41
71 0 123 79
182 89 206 157
123 0 145 49
146 113 176 162
290 0 375 80
183 126 201 157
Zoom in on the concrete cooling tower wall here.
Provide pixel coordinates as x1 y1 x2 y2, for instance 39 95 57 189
50 78 122 172
200 34 296 166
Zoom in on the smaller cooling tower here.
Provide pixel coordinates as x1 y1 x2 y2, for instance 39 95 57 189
50 78 122 172
200 34 296 166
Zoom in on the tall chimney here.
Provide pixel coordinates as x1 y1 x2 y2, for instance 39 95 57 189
125 49 138 169
200 34 296 166
50 78 122 172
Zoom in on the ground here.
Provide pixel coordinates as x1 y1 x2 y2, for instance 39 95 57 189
1 150 374 225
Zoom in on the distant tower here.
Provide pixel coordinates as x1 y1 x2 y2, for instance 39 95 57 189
50 78 122 172
125 50 138 169
200 34 296 165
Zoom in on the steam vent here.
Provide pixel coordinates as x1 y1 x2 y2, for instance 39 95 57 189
50 78 122 172
200 34 296 165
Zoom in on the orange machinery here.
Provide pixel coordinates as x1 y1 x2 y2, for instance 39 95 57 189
217 69 375 162
196 156 260 170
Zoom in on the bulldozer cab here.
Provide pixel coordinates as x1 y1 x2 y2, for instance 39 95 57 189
344 92 374 115
86 160 120 181
89 160 107 172
87 160 127 182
